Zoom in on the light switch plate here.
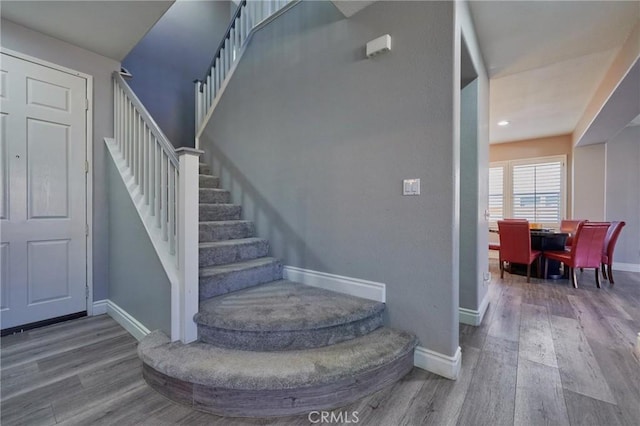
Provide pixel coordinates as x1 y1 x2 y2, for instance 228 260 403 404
403 179 420 195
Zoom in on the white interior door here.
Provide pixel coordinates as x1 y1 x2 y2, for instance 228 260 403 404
1 53 87 330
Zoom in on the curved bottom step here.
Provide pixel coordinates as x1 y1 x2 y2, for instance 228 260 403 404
139 328 417 417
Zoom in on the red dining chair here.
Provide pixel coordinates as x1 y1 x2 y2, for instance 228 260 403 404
497 220 541 283
560 219 583 249
543 222 609 288
601 221 625 285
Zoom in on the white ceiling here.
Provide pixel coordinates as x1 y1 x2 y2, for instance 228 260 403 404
0 0 174 61
469 1 640 144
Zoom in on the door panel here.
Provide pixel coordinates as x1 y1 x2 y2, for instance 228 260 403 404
27 77 71 112
0 53 87 329
0 243 8 311
28 240 70 304
28 119 70 218
0 113 7 220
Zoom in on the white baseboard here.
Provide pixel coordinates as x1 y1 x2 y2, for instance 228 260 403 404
459 291 490 326
93 299 151 341
414 345 461 380
92 299 108 315
613 262 640 273
283 266 385 303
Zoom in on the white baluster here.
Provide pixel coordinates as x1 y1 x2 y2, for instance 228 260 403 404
215 57 221 93
155 142 161 227
129 104 135 168
206 75 211 112
194 82 200 132
144 127 149 204
120 89 125 152
134 111 139 182
149 134 155 214
221 48 226 81
168 162 175 254
209 68 215 106
161 152 168 241
225 39 230 74
230 27 236 62
139 116 144 188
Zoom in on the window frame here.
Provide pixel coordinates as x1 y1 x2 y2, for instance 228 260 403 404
489 155 567 230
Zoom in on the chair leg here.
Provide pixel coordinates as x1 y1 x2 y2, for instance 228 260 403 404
572 268 578 288
544 258 549 280
526 263 531 283
595 267 601 288
608 264 615 285
500 261 504 279
537 258 541 279
601 263 608 280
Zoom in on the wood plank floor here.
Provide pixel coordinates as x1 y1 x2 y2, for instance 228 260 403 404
1 259 639 425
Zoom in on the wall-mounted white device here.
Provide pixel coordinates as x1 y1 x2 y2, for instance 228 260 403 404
403 179 420 196
366 34 391 58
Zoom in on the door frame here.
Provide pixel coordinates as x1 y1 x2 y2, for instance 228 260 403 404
1 47 95 316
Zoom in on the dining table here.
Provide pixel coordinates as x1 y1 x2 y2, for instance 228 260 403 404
491 228 569 279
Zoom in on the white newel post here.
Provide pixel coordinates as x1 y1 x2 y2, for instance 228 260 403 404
176 147 204 343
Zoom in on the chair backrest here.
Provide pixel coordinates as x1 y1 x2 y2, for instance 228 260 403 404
603 221 626 260
560 219 584 246
498 220 532 264
570 222 610 268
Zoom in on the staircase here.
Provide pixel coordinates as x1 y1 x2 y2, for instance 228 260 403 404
138 163 418 417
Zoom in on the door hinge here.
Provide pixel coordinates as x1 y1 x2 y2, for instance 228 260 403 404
85 98 89 111
86 285 90 298
85 224 89 236
85 160 89 174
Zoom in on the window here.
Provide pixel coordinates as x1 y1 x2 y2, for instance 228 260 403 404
488 166 504 221
489 156 566 228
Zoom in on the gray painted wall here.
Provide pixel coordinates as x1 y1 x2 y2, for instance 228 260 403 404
107 157 171 335
200 1 459 356
457 3 490 317
122 0 231 148
573 143 606 221
459 79 480 311
1 19 119 301
606 126 640 266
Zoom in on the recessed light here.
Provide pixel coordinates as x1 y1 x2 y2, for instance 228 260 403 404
497 120 510 126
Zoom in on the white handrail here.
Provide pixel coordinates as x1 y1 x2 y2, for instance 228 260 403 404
112 72 201 344
195 0 299 142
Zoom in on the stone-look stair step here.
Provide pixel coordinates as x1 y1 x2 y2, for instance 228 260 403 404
199 188 231 204
195 280 385 351
199 220 255 242
199 238 269 268
200 204 241 221
199 174 219 189
199 257 283 301
139 327 417 417
199 163 211 174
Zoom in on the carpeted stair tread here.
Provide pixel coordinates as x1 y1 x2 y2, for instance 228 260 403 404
199 203 242 221
199 188 231 204
199 257 283 300
199 238 270 267
139 327 416 390
194 280 385 350
199 174 219 188
199 220 255 242
196 280 383 332
199 163 211 174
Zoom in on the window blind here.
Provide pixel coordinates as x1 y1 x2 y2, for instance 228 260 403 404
512 161 562 223
489 166 504 221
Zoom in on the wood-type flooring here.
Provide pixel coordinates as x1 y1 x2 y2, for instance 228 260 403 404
2 259 638 425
